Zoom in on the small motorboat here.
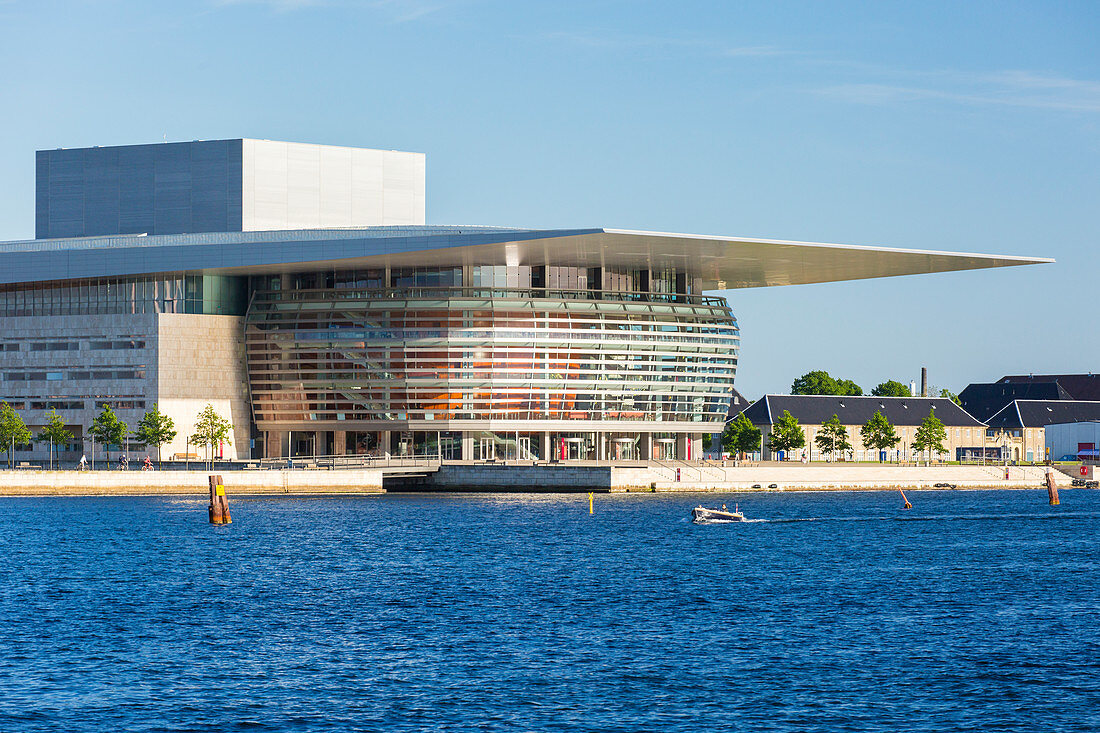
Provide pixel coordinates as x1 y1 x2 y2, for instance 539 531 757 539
692 503 745 523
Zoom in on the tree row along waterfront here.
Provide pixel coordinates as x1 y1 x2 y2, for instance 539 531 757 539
720 407 948 463
0 401 233 470
790 370 959 402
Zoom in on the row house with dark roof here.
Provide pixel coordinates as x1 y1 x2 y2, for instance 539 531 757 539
960 373 1100 423
985 400 1100 462
740 395 987 462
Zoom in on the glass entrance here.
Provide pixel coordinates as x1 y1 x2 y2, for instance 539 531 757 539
479 438 494 461
654 438 676 461
518 436 532 460
564 438 585 460
611 437 637 461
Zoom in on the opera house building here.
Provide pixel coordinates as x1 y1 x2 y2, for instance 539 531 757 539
0 139 1047 463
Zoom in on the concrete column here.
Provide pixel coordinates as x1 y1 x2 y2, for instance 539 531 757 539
690 436 702 461
541 432 551 463
676 434 689 461
334 430 347 455
598 432 606 462
314 431 325 457
381 430 392 458
265 430 290 458
462 433 474 461
640 434 652 461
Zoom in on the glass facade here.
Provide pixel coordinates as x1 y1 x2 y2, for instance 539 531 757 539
245 266 738 433
0 274 246 317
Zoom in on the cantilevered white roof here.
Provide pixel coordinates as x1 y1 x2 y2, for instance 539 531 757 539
0 225 1051 288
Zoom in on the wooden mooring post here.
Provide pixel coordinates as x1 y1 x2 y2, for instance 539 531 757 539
209 475 232 524
1046 468 1059 506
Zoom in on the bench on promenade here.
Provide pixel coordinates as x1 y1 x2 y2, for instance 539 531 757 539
17 462 43 469
172 453 200 460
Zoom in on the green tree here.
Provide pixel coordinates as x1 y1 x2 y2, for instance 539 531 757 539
34 410 73 470
89 404 129 463
0 402 32 469
133 404 177 466
722 413 762 459
791 370 839 395
767 410 805 459
912 407 948 464
814 414 852 460
702 433 712 452
871 380 911 397
190 403 233 470
860 410 900 460
937 387 960 405
791 370 862 396
835 379 863 396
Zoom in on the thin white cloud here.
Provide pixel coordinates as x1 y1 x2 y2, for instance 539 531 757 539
209 0 450 21
542 31 791 59
211 0 327 10
720 45 789 58
541 31 708 50
815 69 1100 114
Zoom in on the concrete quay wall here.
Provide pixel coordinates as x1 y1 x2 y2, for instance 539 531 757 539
0 464 1068 495
0 469 384 496
402 463 1066 492
611 464 1068 492
421 464 613 490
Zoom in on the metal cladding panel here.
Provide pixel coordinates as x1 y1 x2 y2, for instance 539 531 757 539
242 140 425 231
245 139 290 231
319 145 353 226
35 152 50 238
381 149 424 225
286 142 321 228
46 149 84 238
119 145 156 234
226 140 243 231
83 146 120 235
35 139 420 238
36 140 243 237
350 147 385 225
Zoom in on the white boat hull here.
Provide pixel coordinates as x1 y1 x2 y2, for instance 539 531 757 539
692 506 745 523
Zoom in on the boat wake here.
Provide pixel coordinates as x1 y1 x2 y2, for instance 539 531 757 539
727 512 1100 525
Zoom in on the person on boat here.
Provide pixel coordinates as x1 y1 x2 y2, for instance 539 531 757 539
721 503 727 512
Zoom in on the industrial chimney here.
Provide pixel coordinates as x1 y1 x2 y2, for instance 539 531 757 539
921 367 928 398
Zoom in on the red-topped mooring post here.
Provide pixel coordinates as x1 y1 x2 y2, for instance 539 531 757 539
209 475 232 524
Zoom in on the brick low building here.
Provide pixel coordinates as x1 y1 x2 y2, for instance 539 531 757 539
741 395 986 462
985 400 1100 463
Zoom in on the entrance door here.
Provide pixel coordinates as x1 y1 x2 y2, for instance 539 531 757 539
611 440 635 461
518 436 532 460
479 438 494 461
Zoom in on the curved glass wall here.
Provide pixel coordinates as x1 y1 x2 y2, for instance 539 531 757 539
245 272 739 431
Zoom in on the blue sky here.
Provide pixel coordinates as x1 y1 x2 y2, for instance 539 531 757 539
1 0 1096 397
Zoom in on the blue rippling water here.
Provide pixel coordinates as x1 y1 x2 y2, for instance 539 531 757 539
1 489 1098 732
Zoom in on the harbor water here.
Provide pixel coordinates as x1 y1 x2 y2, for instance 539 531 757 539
1 490 1098 731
